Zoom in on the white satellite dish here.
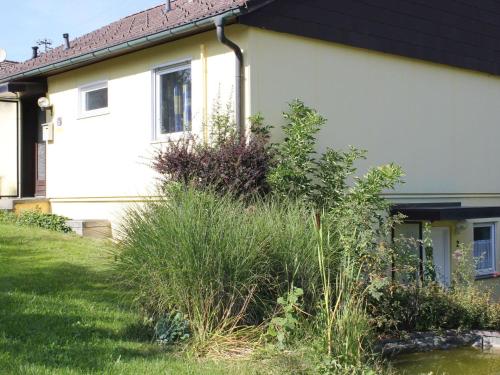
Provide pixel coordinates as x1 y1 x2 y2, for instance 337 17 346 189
0 49 7 63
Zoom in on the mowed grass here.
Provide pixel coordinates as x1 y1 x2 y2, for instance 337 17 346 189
0 224 263 375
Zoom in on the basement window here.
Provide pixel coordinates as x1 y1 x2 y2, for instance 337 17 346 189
79 81 109 117
154 62 192 137
474 223 496 276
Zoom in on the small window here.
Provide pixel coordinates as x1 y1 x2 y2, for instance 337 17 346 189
474 223 496 275
155 63 191 137
79 82 108 117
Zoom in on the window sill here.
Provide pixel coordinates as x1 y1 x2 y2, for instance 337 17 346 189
78 110 110 120
151 131 193 144
475 272 500 280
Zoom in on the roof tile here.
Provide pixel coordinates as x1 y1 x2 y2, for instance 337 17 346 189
0 0 248 79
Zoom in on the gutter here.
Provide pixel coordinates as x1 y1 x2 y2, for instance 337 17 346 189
0 8 244 84
215 15 244 135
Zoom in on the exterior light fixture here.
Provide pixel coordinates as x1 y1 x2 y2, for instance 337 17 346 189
37 97 52 111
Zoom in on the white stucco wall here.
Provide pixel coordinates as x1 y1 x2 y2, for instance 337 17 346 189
46 26 249 229
246 27 500 205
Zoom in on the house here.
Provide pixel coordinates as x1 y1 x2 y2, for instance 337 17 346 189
2 0 500 291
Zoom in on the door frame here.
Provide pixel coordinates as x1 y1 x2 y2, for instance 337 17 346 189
19 95 47 198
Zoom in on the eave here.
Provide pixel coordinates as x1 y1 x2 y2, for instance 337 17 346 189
0 8 244 84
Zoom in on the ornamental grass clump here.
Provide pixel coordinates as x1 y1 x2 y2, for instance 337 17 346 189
115 185 320 350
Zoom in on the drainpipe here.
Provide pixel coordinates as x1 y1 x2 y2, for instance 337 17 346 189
214 16 244 136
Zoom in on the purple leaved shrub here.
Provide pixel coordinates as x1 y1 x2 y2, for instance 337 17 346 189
153 115 274 198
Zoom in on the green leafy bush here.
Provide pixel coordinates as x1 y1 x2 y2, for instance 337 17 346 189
367 241 500 334
16 210 72 233
267 100 325 201
0 210 16 224
367 281 500 333
267 287 304 349
154 312 190 346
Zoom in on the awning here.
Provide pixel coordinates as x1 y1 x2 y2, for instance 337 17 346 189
0 81 46 96
391 203 500 221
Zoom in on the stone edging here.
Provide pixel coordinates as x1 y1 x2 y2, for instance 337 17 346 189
376 330 500 357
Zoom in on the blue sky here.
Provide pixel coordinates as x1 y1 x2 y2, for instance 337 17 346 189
0 0 162 62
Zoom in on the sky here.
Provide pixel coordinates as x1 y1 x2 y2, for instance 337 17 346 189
0 0 163 62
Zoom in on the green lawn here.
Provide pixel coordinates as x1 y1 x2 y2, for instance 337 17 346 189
0 224 263 375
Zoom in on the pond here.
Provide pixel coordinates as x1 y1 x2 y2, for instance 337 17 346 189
392 347 500 374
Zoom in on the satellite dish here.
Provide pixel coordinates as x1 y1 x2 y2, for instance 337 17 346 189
0 49 7 63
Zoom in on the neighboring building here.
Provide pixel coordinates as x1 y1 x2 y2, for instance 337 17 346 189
2 0 500 291
0 61 18 71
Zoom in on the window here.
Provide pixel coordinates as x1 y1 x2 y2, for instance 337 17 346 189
155 63 192 137
474 223 496 275
79 81 108 117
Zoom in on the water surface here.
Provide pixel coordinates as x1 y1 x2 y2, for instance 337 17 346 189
393 347 500 374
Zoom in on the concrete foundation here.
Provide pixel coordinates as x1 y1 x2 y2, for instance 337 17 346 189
66 219 112 239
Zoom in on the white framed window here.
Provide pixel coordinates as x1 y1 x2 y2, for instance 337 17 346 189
154 62 192 139
473 223 496 275
78 81 109 118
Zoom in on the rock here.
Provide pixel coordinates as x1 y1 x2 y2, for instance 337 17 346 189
377 330 489 358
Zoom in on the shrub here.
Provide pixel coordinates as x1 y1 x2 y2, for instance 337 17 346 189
154 312 190 346
16 210 72 233
267 100 325 201
0 210 16 224
366 281 500 333
267 100 403 212
153 106 274 199
366 242 500 333
266 287 305 349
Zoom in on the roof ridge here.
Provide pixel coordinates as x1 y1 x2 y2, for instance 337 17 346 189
116 2 164 21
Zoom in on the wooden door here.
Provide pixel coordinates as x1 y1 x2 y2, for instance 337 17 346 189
35 142 46 197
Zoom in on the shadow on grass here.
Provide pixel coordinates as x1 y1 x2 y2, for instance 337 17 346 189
0 260 158 373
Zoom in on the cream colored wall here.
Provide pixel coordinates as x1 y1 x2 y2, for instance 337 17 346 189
46 26 249 230
0 100 18 197
246 27 500 204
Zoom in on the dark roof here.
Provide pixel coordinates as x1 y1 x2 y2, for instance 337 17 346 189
0 0 249 80
241 0 500 77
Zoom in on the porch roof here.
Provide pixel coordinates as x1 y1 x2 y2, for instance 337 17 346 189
0 81 47 96
391 203 500 221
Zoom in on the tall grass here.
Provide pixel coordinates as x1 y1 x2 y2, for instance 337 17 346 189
115 185 320 348
315 213 374 373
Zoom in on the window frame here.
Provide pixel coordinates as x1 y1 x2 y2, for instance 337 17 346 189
78 81 109 119
153 61 192 140
473 222 496 276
